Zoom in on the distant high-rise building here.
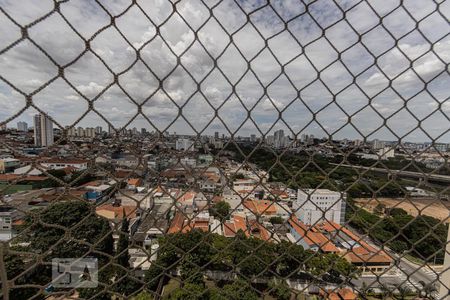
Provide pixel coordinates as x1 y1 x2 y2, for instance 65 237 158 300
372 139 385 150
301 134 308 144
17 121 28 132
33 113 53 147
67 126 77 137
108 124 114 136
85 127 95 138
77 126 85 137
250 134 256 142
95 126 103 135
214 132 219 139
274 129 285 149
141 128 147 135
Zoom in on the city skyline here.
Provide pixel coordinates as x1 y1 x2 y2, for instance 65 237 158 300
2 118 450 147
0 0 448 143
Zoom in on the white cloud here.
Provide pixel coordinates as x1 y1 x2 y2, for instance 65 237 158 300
77 82 105 98
0 0 449 142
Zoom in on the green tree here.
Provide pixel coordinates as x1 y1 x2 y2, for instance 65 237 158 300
269 216 284 224
23 201 114 298
117 216 130 268
180 255 204 285
274 241 306 277
209 201 230 221
145 264 166 291
373 203 386 215
210 279 259 300
6 252 45 300
132 290 154 300
394 284 414 300
268 279 291 300
168 283 209 300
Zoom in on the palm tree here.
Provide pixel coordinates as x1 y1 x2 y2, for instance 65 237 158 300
394 284 414 300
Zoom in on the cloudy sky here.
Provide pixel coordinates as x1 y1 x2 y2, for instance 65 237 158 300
0 0 449 142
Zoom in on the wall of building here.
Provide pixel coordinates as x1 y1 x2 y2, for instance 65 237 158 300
294 189 345 225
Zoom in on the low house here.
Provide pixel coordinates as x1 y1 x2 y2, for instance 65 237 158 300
13 165 45 176
81 182 112 203
287 217 339 253
244 199 290 220
96 204 138 221
168 212 210 234
200 179 216 193
0 158 20 173
132 205 169 248
222 214 276 242
233 178 258 192
0 173 48 184
40 158 88 170
127 178 143 190
314 221 393 275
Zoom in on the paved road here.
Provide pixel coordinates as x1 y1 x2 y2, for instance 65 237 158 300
346 225 441 296
352 269 436 291
350 251 441 297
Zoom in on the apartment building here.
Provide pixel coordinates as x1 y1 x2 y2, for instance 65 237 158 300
33 113 54 147
293 189 346 225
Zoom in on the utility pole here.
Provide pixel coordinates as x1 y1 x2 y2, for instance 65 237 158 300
439 225 450 299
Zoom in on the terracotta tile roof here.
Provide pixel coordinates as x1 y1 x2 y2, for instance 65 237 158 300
193 219 209 232
233 215 248 236
168 212 188 234
13 219 25 226
248 220 271 241
244 200 277 216
69 190 88 197
205 173 221 183
320 288 357 300
82 180 103 187
212 195 223 203
0 174 48 182
115 170 133 178
270 189 289 199
95 205 137 219
316 221 392 264
177 191 196 203
345 247 392 264
223 221 236 237
127 178 141 186
288 217 338 253
168 212 210 234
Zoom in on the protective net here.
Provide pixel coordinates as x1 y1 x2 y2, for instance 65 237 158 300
0 0 449 299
